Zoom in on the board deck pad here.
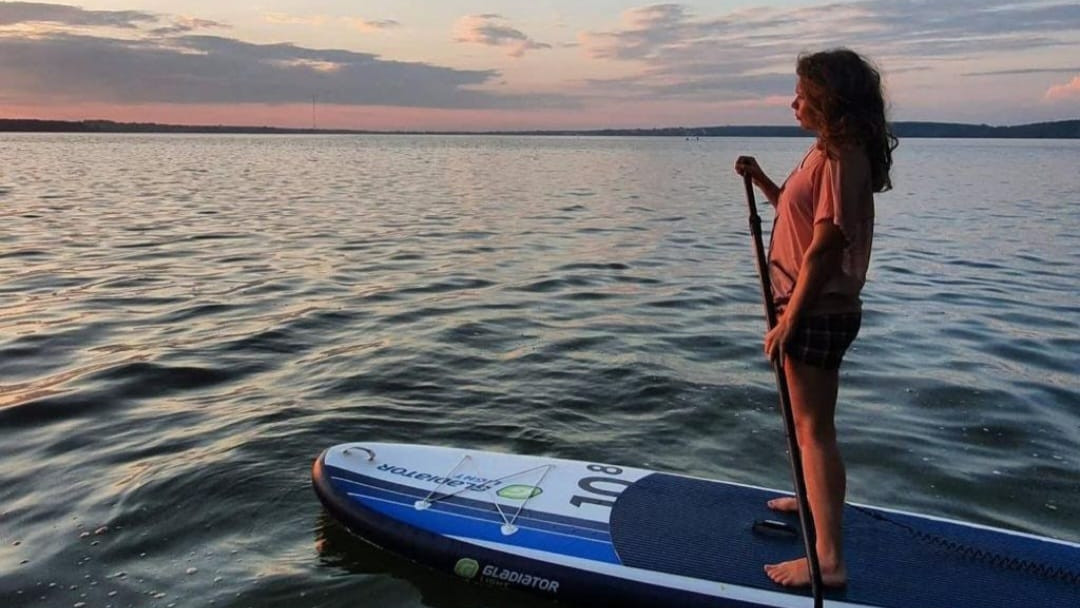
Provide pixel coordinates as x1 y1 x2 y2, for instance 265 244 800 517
610 472 1079 607
312 442 1080 608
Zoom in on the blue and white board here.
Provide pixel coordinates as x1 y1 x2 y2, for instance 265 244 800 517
312 442 1079 607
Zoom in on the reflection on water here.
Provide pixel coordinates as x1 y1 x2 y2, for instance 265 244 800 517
0 134 1077 607
313 513 553 608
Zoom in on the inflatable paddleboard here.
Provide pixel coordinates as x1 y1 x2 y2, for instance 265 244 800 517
312 442 1079 607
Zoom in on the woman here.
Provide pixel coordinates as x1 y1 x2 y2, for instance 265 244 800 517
734 48 897 588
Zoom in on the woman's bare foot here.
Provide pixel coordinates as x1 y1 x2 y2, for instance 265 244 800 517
767 496 799 512
764 557 847 588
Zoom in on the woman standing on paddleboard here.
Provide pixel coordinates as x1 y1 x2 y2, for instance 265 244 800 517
735 48 897 588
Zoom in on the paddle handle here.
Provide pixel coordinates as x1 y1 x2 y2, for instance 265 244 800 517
742 172 825 607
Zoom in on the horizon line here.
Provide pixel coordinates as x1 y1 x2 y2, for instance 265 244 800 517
2 116 1079 136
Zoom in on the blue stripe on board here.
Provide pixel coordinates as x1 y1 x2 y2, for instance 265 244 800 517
324 463 611 533
330 473 613 544
352 491 620 563
325 466 619 563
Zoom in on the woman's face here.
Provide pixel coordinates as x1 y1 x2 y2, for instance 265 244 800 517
791 79 818 131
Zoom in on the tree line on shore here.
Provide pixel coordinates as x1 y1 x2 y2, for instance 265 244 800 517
1 118 1077 138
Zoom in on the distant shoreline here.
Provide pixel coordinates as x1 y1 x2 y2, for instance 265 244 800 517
1 118 1078 138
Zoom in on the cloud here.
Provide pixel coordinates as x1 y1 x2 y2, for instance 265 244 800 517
0 2 223 36
454 14 551 58
0 1 156 28
149 17 228 37
585 1 1080 61
1044 75 1080 101
347 18 401 32
965 67 1080 77
584 71 793 102
0 32 576 109
264 13 401 33
262 13 329 27
580 4 707 61
0 5 574 111
575 1 1080 102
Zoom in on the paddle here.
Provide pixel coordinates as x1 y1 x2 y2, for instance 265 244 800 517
741 168 824 607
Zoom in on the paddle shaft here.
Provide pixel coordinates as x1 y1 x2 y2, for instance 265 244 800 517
742 173 824 607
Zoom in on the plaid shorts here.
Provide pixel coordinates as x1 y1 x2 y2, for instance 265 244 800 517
784 312 862 370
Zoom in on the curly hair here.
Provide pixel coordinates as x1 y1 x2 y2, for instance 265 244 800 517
797 49 899 192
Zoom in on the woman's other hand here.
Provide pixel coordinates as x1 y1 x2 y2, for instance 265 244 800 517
764 315 796 363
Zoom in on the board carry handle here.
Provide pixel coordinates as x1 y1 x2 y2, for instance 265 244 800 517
742 169 825 607
342 445 376 461
752 519 801 538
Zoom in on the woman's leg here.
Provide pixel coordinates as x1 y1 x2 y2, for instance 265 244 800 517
763 357 848 587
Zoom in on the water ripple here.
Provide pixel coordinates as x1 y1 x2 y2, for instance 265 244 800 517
0 134 1077 608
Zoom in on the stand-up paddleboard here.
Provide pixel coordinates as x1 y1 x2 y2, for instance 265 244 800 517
312 442 1079 607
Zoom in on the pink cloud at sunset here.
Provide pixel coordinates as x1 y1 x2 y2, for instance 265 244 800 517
1044 76 1080 102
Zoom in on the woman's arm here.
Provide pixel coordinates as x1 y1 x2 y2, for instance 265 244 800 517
764 221 845 361
735 156 782 206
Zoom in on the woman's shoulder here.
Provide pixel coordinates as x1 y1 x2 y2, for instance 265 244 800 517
807 140 863 161
822 143 871 176
823 141 867 160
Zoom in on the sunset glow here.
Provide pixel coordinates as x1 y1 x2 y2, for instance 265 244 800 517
1 1 1077 130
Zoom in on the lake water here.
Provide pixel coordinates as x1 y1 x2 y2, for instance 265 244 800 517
1 134 1077 608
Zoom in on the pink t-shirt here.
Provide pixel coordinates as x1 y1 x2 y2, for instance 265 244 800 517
768 143 874 313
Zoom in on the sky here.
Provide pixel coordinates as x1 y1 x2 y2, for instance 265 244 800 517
0 1 1078 130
